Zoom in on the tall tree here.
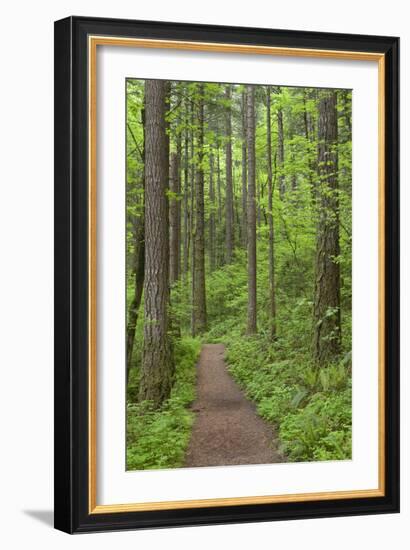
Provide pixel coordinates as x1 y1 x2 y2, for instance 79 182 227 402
339 89 352 141
182 94 190 278
277 107 285 199
176 122 182 277
246 85 257 334
139 80 174 407
189 97 196 277
266 86 277 340
303 89 317 200
225 85 234 263
216 140 223 266
312 90 341 365
192 84 207 335
209 149 216 272
169 151 180 284
241 89 248 247
126 96 145 384
126 216 144 383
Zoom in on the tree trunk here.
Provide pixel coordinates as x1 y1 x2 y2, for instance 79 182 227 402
234 176 241 244
209 149 216 272
139 80 174 407
176 128 182 277
266 87 277 340
126 100 145 385
277 108 285 199
190 99 196 329
257 178 261 227
340 89 352 140
192 84 207 335
241 89 248 247
182 95 190 278
246 85 257 335
225 85 234 263
303 89 316 201
188 98 195 279
126 217 144 384
217 142 223 267
169 151 180 284
312 90 341 365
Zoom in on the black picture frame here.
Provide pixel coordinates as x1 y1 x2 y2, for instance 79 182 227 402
54 15 400 534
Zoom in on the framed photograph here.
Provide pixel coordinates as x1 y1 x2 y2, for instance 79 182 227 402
54 16 399 533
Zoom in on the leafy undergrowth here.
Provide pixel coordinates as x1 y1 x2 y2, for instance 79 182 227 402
197 248 352 464
126 337 201 470
225 336 352 462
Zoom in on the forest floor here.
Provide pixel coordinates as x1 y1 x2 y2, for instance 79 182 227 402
184 343 284 467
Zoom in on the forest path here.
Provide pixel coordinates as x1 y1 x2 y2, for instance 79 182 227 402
184 343 283 467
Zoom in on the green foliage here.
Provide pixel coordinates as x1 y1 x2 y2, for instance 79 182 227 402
225 333 352 462
279 390 352 461
208 235 352 463
127 337 201 470
215 308 351 465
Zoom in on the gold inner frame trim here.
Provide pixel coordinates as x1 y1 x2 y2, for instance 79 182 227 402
88 35 386 514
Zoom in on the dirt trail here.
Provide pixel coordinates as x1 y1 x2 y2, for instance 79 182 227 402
184 343 283 467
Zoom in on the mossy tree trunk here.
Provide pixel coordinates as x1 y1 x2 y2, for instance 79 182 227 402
246 85 257 335
277 107 285 199
126 217 145 383
225 84 234 264
241 88 248 248
169 151 180 285
192 83 207 336
209 149 216 272
126 100 145 384
312 90 341 365
266 86 277 340
139 79 174 407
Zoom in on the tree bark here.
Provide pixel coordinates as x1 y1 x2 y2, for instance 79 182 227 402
303 89 316 201
190 98 196 329
216 142 223 266
241 89 248 247
192 84 207 335
225 85 234 263
257 178 261 227
277 108 285 199
312 90 341 365
266 87 277 340
246 85 257 335
126 100 145 385
139 80 174 407
169 151 180 284
209 149 216 272
126 217 144 384
176 125 182 278
234 176 241 244
340 89 352 140
182 95 190 278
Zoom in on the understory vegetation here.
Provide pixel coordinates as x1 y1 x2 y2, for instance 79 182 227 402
127 336 201 470
226 337 352 462
201 246 352 462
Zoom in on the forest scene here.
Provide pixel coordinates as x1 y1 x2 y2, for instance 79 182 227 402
126 78 352 470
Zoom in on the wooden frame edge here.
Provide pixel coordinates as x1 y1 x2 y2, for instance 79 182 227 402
90 489 384 514
378 55 386 496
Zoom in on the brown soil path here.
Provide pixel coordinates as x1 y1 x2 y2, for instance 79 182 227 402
185 343 283 467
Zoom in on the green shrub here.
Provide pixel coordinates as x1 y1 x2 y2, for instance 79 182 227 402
126 337 201 470
279 389 352 461
225 333 352 463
